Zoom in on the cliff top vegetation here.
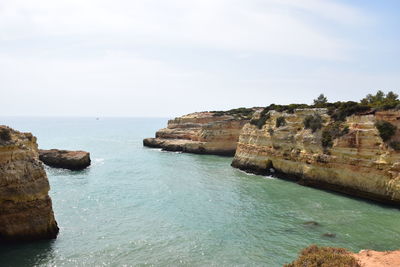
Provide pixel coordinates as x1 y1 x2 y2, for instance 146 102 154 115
249 90 399 129
211 107 257 119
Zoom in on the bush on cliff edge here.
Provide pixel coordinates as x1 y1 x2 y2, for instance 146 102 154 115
284 245 360 267
250 109 270 129
375 120 396 141
0 128 12 142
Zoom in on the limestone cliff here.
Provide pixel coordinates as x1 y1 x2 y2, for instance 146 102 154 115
144 110 255 156
232 109 400 205
0 126 59 242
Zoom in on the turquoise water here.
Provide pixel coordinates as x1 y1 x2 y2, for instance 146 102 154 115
0 117 399 266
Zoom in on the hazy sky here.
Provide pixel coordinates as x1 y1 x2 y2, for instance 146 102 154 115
1 0 399 117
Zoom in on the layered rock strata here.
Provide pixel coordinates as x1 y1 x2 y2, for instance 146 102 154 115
39 149 91 170
232 109 400 205
144 112 252 156
0 126 59 242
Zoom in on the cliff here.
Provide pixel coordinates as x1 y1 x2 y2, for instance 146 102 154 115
144 109 255 156
232 109 400 205
0 126 59 242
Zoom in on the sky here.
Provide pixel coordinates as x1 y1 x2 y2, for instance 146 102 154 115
1 0 399 117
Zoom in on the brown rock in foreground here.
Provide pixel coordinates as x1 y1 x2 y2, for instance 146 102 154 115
39 149 91 170
353 249 400 267
285 245 400 267
143 109 256 156
0 126 59 242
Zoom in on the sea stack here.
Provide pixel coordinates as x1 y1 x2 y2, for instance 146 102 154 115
39 149 91 170
232 108 400 205
143 108 256 156
0 126 59 242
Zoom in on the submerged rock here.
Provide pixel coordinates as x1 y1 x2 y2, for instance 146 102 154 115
39 149 91 170
303 221 320 227
322 232 336 238
0 126 59 242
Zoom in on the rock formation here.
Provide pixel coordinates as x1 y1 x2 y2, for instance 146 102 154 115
39 149 91 170
144 110 255 156
0 126 59 242
285 245 400 267
232 109 400 205
353 249 400 267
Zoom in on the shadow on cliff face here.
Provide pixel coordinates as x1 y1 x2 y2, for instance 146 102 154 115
0 239 56 267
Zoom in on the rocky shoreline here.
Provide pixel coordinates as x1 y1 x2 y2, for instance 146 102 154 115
145 106 400 206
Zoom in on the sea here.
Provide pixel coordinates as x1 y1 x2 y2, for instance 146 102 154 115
0 117 399 266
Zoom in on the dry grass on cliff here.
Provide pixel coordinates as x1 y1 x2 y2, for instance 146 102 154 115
284 245 360 267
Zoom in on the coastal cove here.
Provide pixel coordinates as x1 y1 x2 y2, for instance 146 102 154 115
1 117 399 266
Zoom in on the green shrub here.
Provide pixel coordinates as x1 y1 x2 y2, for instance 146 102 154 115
375 120 396 141
212 107 255 119
0 128 11 142
250 108 270 129
303 114 323 132
390 141 400 151
276 116 286 128
361 90 400 110
328 101 370 121
321 128 333 148
313 94 328 107
284 245 360 267
321 122 349 148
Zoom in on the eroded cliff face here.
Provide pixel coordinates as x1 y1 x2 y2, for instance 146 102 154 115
0 126 59 242
144 112 252 156
232 109 400 204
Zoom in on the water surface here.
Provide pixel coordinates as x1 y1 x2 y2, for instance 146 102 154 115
0 117 399 266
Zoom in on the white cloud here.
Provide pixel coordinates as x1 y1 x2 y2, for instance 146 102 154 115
2 0 392 118
0 0 368 59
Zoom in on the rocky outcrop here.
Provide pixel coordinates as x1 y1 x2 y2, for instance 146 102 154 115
144 111 255 156
232 109 400 205
285 245 400 267
353 249 400 267
0 126 59 242
39 149 91 170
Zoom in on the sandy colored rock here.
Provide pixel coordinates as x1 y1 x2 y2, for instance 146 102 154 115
0 126 59 242
39 149 91 170
144 111 254 156
232 109 400 205
354 249 400 267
